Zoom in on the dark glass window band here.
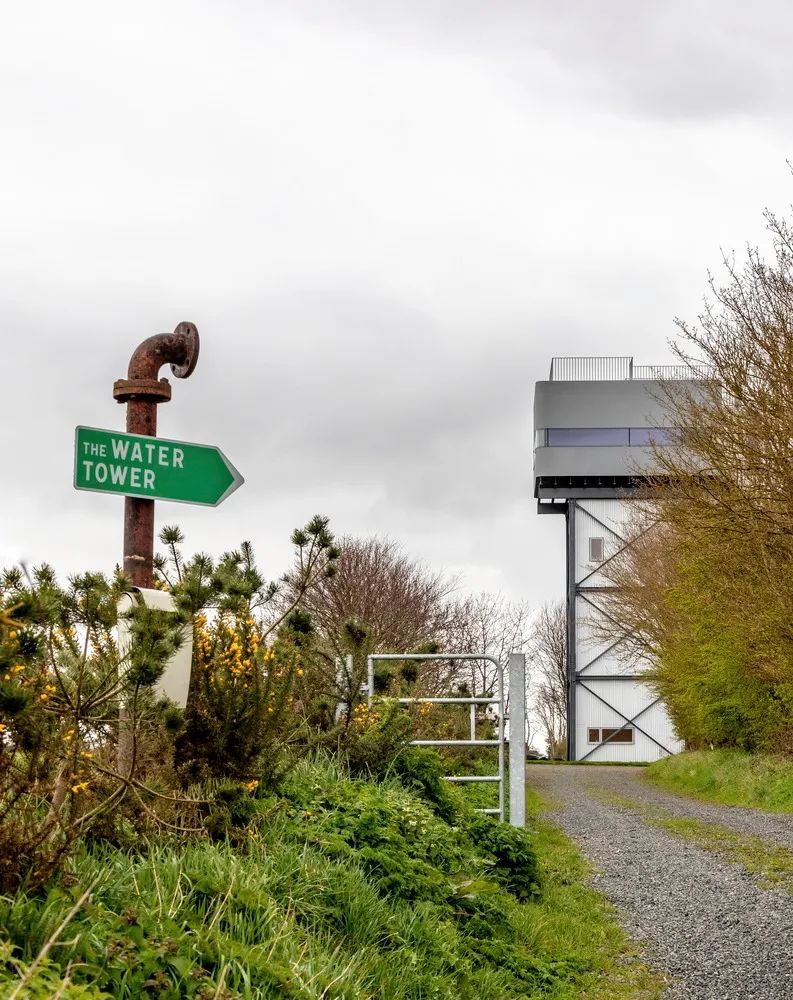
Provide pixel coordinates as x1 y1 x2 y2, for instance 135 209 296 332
542 427 676 447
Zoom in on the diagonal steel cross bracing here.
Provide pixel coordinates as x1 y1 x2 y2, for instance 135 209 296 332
576 502 627 545
576 635 630 675
576 685 674 760
577 516 660 588
577 591 642 648
566 498 675 761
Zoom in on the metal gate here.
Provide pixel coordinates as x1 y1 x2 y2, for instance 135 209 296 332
365 653 505 822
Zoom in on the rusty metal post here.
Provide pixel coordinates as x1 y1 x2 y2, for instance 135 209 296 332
113 322 199 776
113 322 200 586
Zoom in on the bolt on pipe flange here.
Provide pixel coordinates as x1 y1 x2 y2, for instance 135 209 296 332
113 377 173 404
168 321 200 379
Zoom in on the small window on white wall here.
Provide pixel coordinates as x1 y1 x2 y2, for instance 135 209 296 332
603 727 634 744
589 537 604 563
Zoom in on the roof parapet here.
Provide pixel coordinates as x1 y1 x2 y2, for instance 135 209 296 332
549 357 709 381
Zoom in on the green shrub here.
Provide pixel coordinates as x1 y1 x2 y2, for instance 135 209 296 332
390 744 461 822
0 755 561 999
467 814 541 900
340 699 413 777
0 939 109 998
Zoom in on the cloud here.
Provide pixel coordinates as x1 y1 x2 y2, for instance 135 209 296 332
283 0 793 119
2 0 793 614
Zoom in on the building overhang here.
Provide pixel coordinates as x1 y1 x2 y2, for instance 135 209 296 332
532 370 703 501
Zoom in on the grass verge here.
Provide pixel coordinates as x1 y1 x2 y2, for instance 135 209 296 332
523 787 665 1000
646 750 793 812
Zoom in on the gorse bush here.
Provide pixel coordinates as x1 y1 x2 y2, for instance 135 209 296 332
0 567 185 893
175 611 309 785
0 518 339 894
158 521 339 786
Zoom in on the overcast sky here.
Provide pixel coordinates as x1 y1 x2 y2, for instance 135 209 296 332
2 0 793 610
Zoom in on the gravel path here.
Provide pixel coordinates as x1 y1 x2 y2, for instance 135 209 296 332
573 764 793 851
528 764 793 1000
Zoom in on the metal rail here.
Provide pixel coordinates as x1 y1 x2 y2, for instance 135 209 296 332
366 653 505 822
549 356 709 382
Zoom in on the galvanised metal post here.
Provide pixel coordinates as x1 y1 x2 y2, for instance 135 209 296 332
112 322 199 586
508 653 526 828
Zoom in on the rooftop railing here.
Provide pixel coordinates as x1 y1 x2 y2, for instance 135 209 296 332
549 357 709 381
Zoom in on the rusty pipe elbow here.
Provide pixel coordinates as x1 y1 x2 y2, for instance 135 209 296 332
127 321 200 380
113 321 200 405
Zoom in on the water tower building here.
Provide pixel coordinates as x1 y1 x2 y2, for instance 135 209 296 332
533 356 697 762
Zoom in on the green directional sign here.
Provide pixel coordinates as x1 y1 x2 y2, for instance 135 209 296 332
74 426 244 506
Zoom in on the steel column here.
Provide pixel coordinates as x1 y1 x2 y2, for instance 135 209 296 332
122 400 158 587
566 499 577 760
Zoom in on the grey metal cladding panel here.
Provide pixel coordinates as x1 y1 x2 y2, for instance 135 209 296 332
534 380 676 428
534 445 656 478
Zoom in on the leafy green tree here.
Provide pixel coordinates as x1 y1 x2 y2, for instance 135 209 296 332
601 203 793 752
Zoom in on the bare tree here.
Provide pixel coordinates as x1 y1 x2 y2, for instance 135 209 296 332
441 592 533 746
528 601 567 758
296 535 456 653
444 592 532 697
288 535 457 709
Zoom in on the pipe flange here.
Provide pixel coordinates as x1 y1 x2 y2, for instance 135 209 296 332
113 377 173 404
170 322 199 378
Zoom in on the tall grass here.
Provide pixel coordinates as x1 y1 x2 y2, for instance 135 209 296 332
646 749 793 812
0 755 662 999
